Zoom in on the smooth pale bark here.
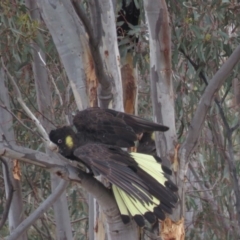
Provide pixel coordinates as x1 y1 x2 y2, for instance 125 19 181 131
143 1 184 238
96 0 124 111
38 1 94 239
143 0 176 159
0 70 27 240
86 0 112 108
39 0 89 110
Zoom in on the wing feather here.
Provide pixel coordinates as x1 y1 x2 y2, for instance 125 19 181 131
73 107 168 147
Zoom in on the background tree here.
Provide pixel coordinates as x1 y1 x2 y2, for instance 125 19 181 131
0 0 240 240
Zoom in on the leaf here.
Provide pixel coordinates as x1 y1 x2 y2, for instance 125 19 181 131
116 21 124 27
118 38 131 47
133 0 140 9
190 25 202 39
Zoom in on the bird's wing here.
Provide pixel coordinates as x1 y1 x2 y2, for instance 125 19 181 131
74 144 178 206
73 143 178 226
73 143 152 203
105 108 169 133
73 108 137 147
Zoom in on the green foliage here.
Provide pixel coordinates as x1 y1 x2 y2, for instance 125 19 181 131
167 0 240 239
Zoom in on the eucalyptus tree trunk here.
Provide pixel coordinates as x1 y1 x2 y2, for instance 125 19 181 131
143 0 176 158
0 70 27 240
89 0 138 238
96 0 124 111
38 1 138 239
38 0 89 110
143 1 185 239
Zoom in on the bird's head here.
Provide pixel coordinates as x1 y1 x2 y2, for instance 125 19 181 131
49 126 77 158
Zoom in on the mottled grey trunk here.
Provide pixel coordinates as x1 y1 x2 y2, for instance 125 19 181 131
143 0 176 159
144 0 182 231
96 0 124 111
0 70 27 240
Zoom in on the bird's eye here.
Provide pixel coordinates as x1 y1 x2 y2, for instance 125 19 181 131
58 139 62 144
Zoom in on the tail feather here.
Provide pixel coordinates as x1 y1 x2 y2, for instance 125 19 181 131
117 186 145 227
112 185 130 224
113 185 171 226
131 152 178 207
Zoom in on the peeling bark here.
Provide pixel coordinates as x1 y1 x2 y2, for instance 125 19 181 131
160 218 185 240
121 53 138 114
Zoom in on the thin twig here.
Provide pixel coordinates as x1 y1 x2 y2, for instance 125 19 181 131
182 48 240 230
231 122 240 132
1 57 49 143
71 217 88 224
34 48 63 106
0 157 14 230
0 102 42 139
215 100 230 131
31 223 50 239
7 179 69 240
221 83 232 104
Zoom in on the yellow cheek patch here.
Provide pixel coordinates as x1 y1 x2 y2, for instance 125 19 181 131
65 136 74 148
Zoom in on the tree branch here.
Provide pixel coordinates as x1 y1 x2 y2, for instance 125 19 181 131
182 47 240 228
0 139 136 238
7 179 69 240
0 102 42 139
0 157 14 230
179 44 240 180
189 163 231 232
1 57 49 143
72 0 112 108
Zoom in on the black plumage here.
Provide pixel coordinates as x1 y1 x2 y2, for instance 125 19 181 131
72 107 169 147
49 126 178 227
138 132 157 155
